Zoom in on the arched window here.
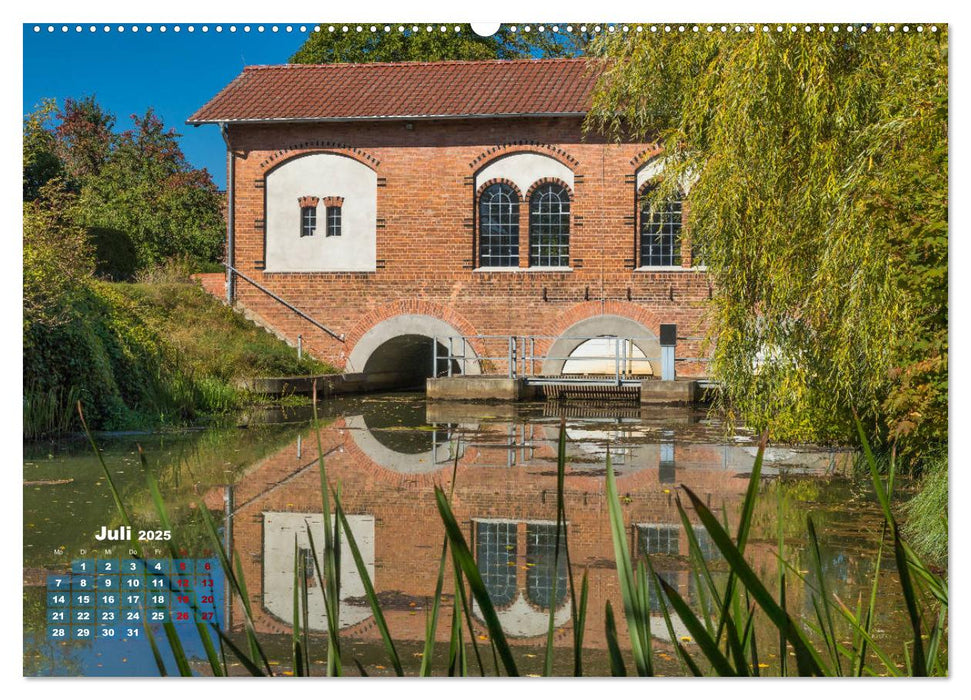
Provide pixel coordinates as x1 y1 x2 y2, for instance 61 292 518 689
478 183 519 268
640 187 683 267
529 183 570 267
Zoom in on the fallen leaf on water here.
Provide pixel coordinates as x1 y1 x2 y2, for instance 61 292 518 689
680 636 692 643
525 653 536 658
375 665 385 670
758 663 769 668
478 635 489 641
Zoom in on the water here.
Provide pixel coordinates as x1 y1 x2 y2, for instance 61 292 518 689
23 393 913 676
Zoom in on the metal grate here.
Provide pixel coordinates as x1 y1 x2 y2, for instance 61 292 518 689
475 521 517 607
529 183 570 267
300 205 316 237
640 188 682 266
479 184 520 267
525 523 568 610
326 205 341 237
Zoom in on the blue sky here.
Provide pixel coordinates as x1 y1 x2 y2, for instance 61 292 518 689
23 24 313 189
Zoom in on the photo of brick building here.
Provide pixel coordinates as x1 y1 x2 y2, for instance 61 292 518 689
189 58 711 385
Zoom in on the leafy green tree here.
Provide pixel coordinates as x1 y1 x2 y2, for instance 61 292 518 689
23 100 63 201
587 26 947 461
78 109 224 267
290 23 580 63
55 96 115 183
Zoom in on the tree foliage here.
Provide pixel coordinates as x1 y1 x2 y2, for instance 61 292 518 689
23 99 63 201
77 109 224 267
290 24 583 64
22 99 224 270
588 26 947 460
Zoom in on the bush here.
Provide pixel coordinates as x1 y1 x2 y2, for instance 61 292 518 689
88 226 138 281
903 454 948 567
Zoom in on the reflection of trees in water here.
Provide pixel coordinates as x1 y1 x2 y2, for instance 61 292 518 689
359 398 456 455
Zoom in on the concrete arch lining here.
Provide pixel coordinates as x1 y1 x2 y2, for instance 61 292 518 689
542 315 660 376
347 313 482 375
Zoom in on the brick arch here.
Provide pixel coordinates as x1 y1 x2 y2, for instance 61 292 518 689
344 300 480 351
524 177 574 202
343 300 485 375
259 142 381 174
629 145 664 168
537 302 666 376
468 142 580 171
475 177 524 201
542 301 665 341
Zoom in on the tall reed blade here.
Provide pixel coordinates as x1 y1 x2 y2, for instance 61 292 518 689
604 600 627 677
657 576 737 676
680 483 827 676
333 499 404 675
604 452 653 676
434 486 518 676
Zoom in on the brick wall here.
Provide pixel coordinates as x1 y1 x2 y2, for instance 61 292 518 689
221 118 712 376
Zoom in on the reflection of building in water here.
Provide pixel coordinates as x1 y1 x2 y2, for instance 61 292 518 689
204 403 850 649
262 512 374 631
471 520 570 638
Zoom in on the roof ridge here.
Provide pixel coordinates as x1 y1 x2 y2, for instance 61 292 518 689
242 57 593 70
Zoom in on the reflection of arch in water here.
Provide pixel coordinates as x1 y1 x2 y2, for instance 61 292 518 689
542 315 660 376
262 512 374 631
344 414 468 474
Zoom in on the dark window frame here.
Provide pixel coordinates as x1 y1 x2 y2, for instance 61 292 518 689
300 205 317 237
639 185 684 267
326 205 342 237
478 183 520 268
528 183 571 268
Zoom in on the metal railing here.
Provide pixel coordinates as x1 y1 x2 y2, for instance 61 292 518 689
431 334 702 386
226 264 345 342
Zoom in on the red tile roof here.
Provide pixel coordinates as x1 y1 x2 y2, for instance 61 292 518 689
187 58 604 124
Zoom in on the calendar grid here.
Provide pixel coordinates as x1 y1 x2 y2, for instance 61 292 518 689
46 558 223 641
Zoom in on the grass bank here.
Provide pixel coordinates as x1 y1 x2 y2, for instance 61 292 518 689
24 276 334 438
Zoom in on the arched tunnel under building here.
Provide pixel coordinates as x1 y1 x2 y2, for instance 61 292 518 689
361 334 461 389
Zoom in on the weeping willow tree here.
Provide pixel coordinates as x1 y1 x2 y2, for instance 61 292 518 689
588 25 947 461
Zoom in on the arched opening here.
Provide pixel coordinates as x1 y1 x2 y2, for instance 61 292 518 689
542 315 660 376
347 313 482 388
562 337 654 376
362 334 459 388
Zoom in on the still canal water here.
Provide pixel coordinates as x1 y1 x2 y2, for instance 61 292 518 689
24 393 913 676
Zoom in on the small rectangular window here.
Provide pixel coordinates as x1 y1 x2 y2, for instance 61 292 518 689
300 206 316 237
326 206 342 237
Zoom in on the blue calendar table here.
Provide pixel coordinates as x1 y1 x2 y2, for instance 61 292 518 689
46 558 224 641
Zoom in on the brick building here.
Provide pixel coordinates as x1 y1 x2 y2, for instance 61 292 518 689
189 58 712 382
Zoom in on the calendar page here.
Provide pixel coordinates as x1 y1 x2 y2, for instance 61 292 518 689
21 11 950 682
